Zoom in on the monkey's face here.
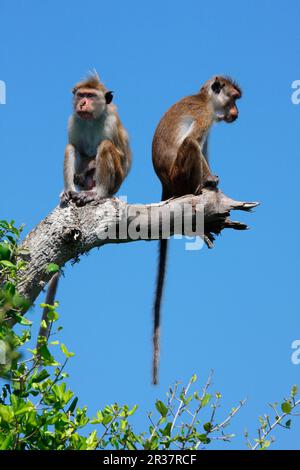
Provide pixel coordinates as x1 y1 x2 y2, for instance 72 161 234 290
74 88 107 120
210 77 242 124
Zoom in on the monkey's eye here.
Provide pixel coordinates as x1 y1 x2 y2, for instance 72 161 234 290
77 92 97 99
211 80 221 94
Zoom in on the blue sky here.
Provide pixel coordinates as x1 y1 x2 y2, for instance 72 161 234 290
1 0 300 449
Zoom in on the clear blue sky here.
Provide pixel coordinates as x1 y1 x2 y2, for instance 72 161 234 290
1 0 300 449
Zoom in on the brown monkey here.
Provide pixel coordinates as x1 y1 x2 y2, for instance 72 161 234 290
151 76 242 384
61 73 131 206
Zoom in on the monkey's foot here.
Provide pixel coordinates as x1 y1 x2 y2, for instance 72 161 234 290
69 190 98 207
60 190 72 207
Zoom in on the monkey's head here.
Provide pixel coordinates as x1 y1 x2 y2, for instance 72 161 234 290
72 73 114 120
207 76 242 123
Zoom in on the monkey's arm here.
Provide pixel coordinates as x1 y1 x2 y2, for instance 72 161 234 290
197 147 219 190
189 130 218 189
61 144 77 203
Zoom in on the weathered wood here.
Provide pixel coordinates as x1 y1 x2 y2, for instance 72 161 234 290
11 189 258 314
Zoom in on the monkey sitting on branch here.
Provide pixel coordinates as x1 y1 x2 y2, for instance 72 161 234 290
61 73 131 207
39 73 132 347
151 76 242 384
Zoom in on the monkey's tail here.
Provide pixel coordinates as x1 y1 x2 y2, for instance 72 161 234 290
36 272 60 352
152 238 169 385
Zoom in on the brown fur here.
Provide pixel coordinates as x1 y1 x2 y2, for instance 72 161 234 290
151 76 242 384
72 73 106 94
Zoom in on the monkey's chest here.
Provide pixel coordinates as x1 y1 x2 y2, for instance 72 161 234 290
72 115 117 157
75 135 100 158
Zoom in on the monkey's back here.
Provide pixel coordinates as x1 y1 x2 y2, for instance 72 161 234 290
152 95 209 192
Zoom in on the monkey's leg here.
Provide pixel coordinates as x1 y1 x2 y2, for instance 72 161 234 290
71 141 124 207
95 140 125 196
170 137 218 196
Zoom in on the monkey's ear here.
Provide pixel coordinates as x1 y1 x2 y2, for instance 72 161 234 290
105 91 114 104
211 79 222 94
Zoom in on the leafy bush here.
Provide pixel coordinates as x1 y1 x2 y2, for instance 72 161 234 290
0 219 299 450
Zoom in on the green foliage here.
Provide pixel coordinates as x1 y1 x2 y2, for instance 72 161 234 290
0 220 242 450
246 385 300 450
0 219 299 450
0 310 244 450
45 264 60 275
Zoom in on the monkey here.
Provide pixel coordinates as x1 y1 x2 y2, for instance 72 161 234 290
39 75 129 357
151 76 242 384
60 73 131 207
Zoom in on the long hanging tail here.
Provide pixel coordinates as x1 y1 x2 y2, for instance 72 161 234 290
36 272 60 352
152 238 169 385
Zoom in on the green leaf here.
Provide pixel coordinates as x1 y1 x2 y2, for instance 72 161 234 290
203 422 213 432
32 369 50 383
46 263 60 274
291 385 298 398
0 244 11 261
9 312 32 326
47 309 59 322
14 403 35 416
68 397 78 414
86 430 98 450
0 432 13 450
281 401 292 414
90 410 104 424
198 433 211 444
0 405 14 423
38 344 54 362
190 374 197 384
201 393 212 407
0 260 15 268
285 419 292 428
162 422 172 437
127 404 138 416
102 414 113 425
155 400 168 417
60 343 74 358
126 441 136 450
12 293 30 310
120 419 127 431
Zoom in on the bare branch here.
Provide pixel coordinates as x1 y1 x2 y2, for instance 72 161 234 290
4 189 258 324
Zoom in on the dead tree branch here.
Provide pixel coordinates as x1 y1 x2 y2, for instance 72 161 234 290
9 188 258 322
